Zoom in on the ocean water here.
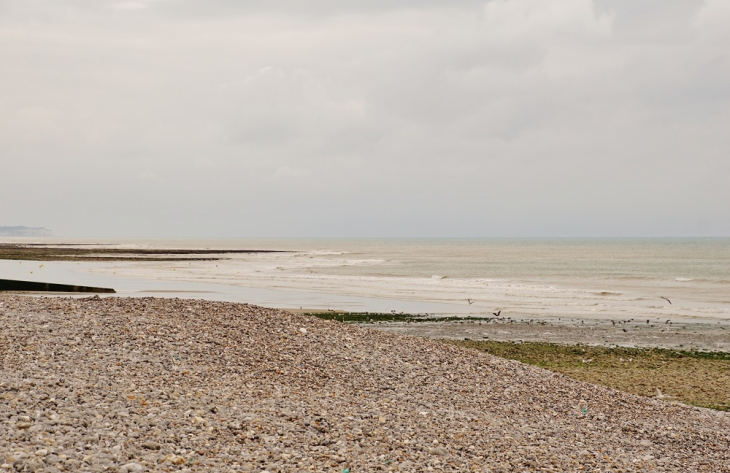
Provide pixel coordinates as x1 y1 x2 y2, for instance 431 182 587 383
3 238 730 321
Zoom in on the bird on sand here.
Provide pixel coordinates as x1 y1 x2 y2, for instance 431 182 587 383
493 310 501 317
660 296 672 305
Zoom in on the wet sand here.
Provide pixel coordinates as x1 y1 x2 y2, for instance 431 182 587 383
360 316 730 352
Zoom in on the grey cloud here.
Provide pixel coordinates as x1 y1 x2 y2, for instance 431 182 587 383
1 0 728 236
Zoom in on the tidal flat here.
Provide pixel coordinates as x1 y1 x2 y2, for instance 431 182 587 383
448 340 730 412
0 243 281 262
359 315 730 352
308 312 730 412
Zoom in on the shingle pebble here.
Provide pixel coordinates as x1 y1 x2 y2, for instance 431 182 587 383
1 294 729 471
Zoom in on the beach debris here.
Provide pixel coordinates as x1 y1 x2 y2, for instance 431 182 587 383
660 296 672 305
493 310 501 317
467 298 474 305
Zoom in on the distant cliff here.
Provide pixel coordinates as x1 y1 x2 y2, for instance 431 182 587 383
0 226 53 237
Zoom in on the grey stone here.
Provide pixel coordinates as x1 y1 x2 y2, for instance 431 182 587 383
140 442 161 450
119 462 145 473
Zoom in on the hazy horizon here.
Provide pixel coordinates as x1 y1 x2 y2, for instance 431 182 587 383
2 0 728 238
3 233 730 241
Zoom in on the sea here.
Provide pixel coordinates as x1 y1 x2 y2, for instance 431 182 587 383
2 238 729 323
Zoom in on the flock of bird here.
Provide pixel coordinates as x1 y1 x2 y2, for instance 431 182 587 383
464 295 674 323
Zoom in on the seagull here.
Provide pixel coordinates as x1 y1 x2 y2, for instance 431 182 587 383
467 299 474 305
660 296 672 305
492 310 501 317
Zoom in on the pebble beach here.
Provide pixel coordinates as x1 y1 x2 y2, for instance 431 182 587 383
2 295 730 472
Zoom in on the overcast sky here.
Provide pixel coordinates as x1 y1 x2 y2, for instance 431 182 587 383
1 0 728 237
